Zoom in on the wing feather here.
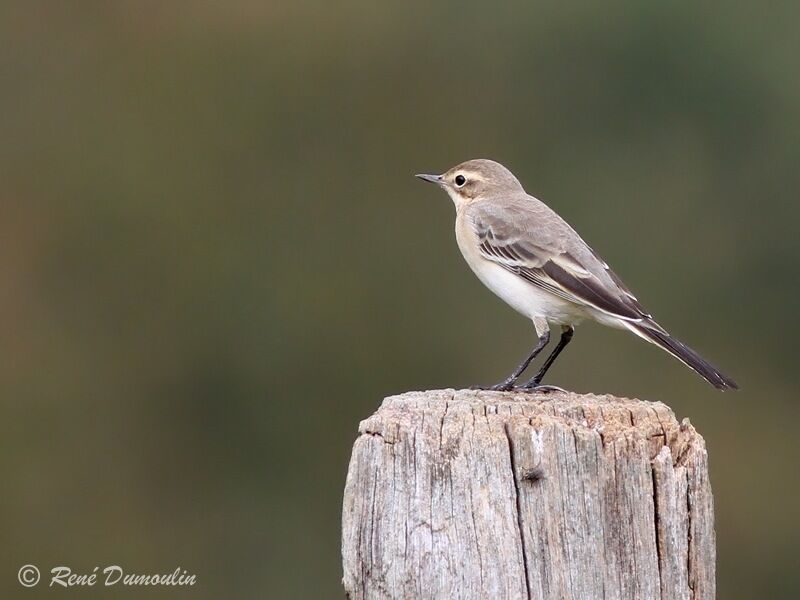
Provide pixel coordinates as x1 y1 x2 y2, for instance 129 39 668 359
471 207 650 322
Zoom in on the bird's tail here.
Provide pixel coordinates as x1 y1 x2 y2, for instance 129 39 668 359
624 321 738 390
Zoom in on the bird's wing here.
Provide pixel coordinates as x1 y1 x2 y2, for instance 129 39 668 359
468 201 652 323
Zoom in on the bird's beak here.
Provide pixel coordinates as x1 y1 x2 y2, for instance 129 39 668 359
415 173 444 185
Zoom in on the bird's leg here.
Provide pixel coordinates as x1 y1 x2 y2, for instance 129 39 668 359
522 325 574 390
470 332 550 391
472 318 551 392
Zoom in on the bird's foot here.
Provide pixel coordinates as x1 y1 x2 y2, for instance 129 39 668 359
520 383 566 394
470 381 516 392
470 380 567 394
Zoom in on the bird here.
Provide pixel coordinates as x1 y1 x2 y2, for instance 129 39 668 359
415 159 738 392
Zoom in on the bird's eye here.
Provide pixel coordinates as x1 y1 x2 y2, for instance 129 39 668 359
454 174 467 187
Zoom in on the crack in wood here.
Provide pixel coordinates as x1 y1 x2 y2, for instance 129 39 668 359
343 389 715 600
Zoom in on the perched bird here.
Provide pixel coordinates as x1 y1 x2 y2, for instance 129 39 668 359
416 159 737 391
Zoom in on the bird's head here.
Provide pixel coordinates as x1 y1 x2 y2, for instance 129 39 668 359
415 159 523 206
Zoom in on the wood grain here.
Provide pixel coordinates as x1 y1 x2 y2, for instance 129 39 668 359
342 389 714 600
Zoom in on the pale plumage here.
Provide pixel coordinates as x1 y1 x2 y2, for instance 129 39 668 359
416 159 737 391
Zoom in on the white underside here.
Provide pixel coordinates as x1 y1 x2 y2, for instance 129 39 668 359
468 256 589 325
455 215 630 332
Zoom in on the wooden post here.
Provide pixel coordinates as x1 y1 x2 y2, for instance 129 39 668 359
342 389 715 600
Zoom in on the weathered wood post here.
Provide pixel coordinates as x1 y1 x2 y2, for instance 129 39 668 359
342 389 715 600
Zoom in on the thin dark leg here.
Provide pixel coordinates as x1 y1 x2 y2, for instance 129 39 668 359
522 326 574 389
472 331 550 392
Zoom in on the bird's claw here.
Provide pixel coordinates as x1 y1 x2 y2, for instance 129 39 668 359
470 382 515 392
470 382 567 394
521 384 566 394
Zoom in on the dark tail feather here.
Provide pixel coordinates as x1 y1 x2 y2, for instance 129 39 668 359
628 322 739 391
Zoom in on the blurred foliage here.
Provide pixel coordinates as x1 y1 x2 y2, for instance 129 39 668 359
0 1 798 598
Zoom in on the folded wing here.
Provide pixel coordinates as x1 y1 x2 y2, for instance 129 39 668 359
467 200 738 390
469 202 652 324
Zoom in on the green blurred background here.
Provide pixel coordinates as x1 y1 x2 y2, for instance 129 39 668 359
1 1 798 598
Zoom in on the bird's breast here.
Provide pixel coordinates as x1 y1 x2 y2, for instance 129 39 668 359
454 214 585 325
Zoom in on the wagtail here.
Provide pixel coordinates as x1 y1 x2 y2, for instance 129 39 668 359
416 159 737 391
